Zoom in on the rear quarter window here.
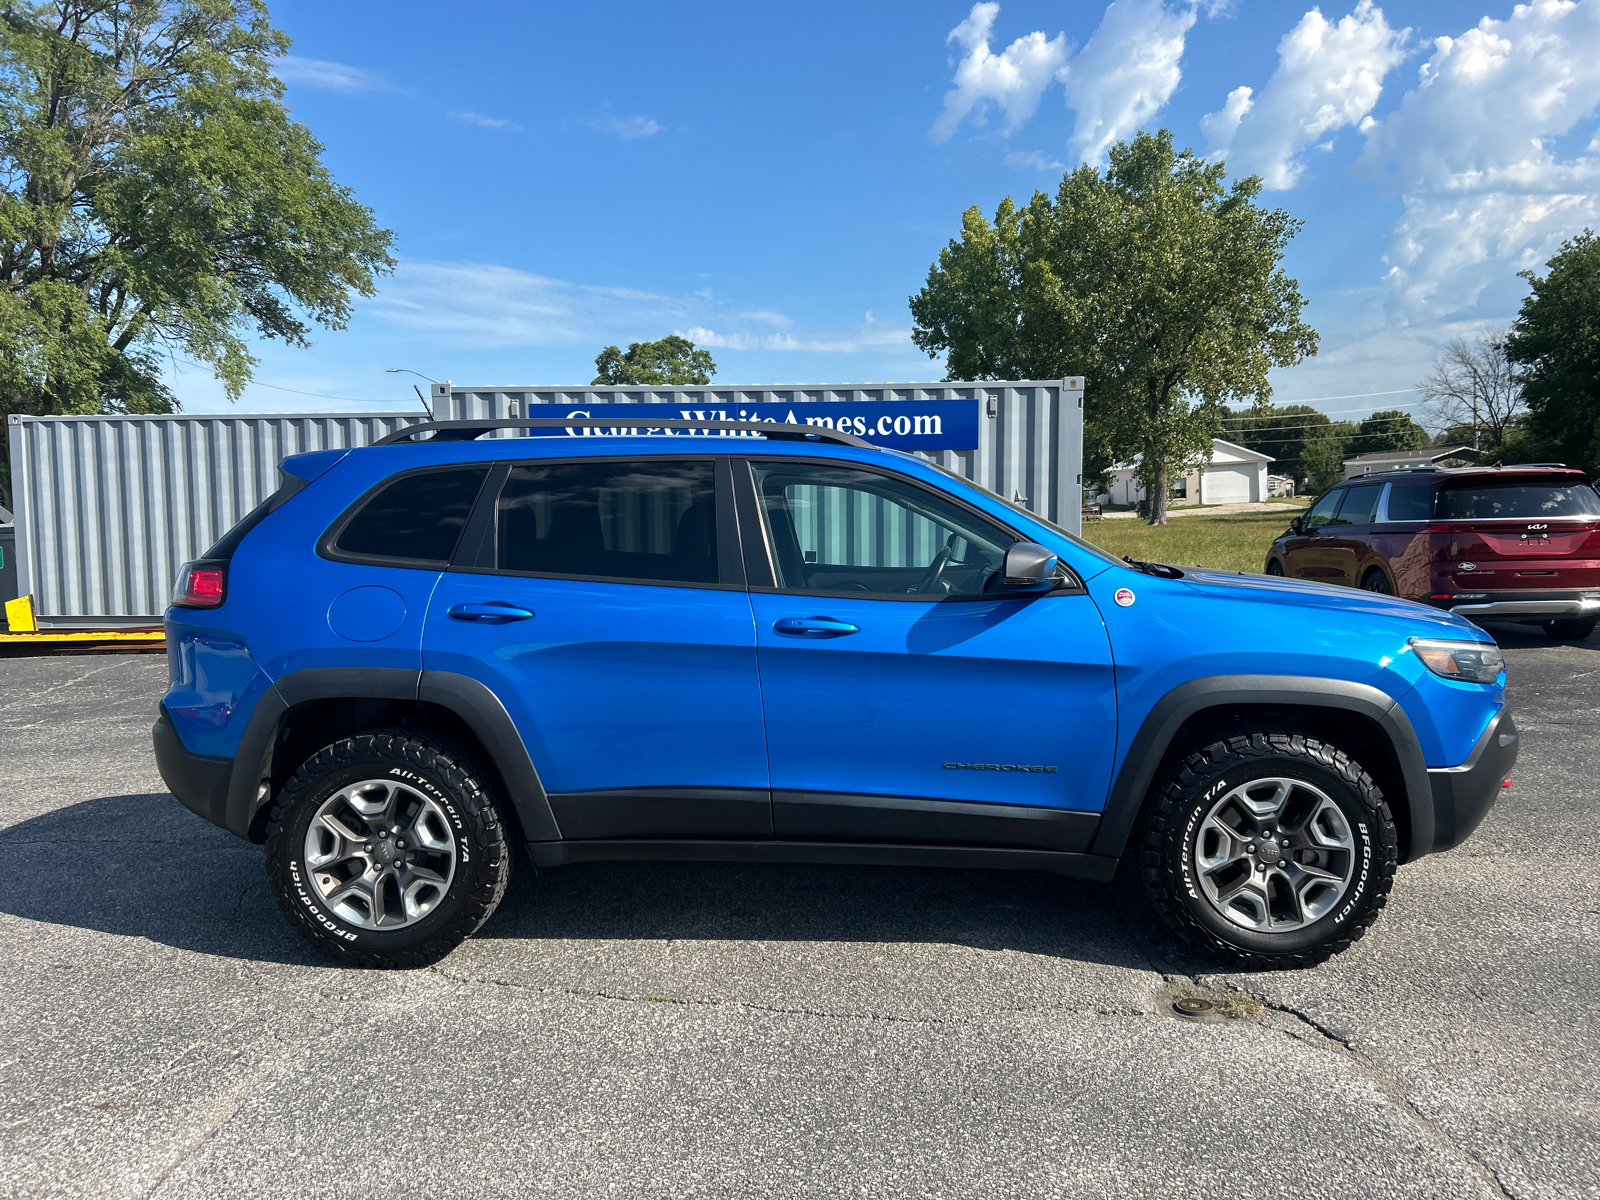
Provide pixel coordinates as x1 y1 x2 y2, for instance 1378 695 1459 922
328 467 489 565
1437 480 1600 520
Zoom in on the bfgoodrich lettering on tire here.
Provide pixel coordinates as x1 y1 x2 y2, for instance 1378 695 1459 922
1141 730 1398 969
264 730 511 969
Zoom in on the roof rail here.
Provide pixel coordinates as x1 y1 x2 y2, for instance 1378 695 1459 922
371 417 877 449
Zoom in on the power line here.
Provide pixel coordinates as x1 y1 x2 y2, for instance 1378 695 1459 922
1260 387 1419 406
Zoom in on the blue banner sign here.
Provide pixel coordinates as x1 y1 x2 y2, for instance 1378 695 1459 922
527 400 981 451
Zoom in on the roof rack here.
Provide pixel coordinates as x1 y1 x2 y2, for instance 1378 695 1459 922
371 417 877 449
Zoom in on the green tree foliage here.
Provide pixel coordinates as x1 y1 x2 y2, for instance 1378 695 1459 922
909 130 1317 523
1348 409 1430 457
0 0 395 505
1505 231 1600 473
1298 422 1358 496
592 335 715 386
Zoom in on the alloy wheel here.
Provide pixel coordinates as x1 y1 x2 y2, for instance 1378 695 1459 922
302 779 457 929
1192 776 1356 932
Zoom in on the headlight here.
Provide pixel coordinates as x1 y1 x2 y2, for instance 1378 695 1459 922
1409 638 1504 684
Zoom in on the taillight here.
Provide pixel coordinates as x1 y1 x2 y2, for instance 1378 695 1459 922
172 561 227 608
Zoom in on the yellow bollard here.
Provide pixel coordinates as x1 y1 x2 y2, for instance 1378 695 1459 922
4 594 38 633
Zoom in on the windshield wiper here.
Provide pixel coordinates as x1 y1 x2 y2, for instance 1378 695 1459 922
1122 556 1185 579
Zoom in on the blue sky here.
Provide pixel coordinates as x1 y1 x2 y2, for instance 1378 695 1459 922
176 0 1600 431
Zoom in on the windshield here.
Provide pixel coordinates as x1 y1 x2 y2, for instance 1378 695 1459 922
921 459 1124 567
1437 481 1600 520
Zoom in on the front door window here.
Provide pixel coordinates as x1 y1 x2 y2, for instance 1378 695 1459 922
750 461 1015 597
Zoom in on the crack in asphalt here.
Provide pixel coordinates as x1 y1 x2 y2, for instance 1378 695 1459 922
1260 998 1518 1200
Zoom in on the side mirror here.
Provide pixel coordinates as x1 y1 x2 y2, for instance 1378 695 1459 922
1003 541 1059 588
1288 516 1303 534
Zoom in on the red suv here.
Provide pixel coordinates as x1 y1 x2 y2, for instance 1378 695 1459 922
1265 466 1600 640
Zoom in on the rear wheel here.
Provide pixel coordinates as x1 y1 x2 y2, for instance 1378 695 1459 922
1361 568 1394 595
1142 731 1397 969
264 730 511 968
1546 617 1597 641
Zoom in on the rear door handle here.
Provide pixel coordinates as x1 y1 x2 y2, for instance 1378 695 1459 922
773 616 859 638
448 601 534 624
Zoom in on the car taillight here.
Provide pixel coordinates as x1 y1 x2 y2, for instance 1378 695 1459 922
172 561 227 608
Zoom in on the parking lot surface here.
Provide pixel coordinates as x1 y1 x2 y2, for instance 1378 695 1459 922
1 630 1596 1199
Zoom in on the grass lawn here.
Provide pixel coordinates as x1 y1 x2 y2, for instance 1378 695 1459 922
1080 507 1305 573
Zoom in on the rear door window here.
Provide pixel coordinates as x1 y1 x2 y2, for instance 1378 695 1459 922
496 460 720 585
1437 481 1600 520
1330 483 1384 526
1382 484 1434 522
331 468 489 565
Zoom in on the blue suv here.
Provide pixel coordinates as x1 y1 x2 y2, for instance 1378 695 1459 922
152 417 1518 970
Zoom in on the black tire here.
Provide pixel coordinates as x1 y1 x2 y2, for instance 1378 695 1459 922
1546 617 1597 641
1361 568 1394 595
1142 731 1398 969
264 729 511 969
1265 559 1285 576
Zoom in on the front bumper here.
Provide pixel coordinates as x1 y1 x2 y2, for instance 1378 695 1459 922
1433 589 1600 621
1425 709 1518 854
153 703 235 832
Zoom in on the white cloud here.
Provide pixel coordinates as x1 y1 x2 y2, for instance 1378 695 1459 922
929 1 1202 165
1061 0 1198 165
679 319 911 354
274 55 394 93
367 261 906 354
449 111 522 131
1355 0 1600 322
592 115 664 140
1004 148 1065 170
929 3 1069 143
1202 3 1406 189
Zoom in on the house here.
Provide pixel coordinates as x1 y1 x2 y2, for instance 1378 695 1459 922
1105 438 1275 507
1342 446 1475 478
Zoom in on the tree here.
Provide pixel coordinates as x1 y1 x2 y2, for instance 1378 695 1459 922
909 130 1317 524
1505 231 1600 474
592 335 715 386
1348 409 1430 457
1221 403 1332 489
1299 432 1352 496
0 0 395 507
1418 329 1523 452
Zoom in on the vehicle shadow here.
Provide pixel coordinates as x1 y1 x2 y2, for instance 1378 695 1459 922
0 792 1206 975
1480 619 1600 650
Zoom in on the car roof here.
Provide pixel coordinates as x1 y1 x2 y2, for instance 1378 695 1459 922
1342 465 1590 485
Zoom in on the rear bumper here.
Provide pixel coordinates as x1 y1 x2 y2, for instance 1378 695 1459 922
153 703 235 832
1435 589 1600 621
1424 709 1518 855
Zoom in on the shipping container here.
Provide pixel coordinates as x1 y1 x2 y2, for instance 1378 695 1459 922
7 379 1082 626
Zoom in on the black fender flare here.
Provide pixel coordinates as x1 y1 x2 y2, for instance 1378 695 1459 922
223 667 560 843
1089 675 1433 863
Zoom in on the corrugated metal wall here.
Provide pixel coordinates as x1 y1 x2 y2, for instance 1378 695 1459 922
7 412 424 624
433 379 1085 533
6 379 1081 625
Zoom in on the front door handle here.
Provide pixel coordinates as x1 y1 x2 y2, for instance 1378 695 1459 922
448 601 534 624
773 616 859 638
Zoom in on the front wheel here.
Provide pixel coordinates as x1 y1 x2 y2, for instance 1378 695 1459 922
1361 568 1394 595
264 730 511 968
1265 559 1285 576
1142 731 1397 969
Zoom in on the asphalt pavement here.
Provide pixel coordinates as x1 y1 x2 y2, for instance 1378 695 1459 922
0 627 1595 1199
